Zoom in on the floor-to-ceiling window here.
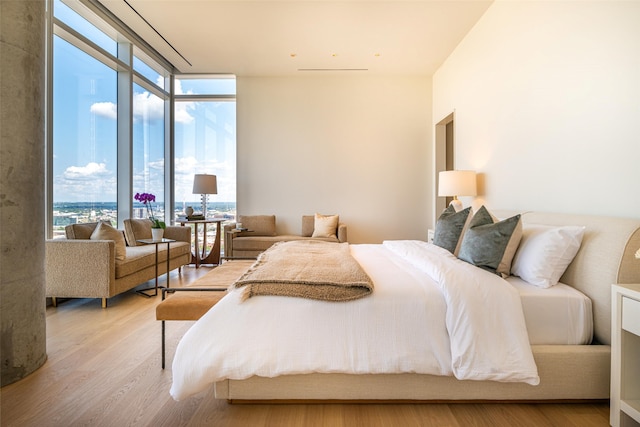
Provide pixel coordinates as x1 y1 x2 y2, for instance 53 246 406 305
50 0 122 234
132 77 166 221
52 35 117 229
48 0 239 240
174 76 236 221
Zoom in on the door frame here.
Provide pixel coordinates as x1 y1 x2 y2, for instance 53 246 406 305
434 112 455 224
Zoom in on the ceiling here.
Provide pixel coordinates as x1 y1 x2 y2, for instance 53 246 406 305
97 0 493 76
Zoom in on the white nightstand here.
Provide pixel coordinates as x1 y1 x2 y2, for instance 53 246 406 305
611 283 640 427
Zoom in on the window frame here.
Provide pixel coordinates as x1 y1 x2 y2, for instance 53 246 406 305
46 0 173 236
45 0 236 238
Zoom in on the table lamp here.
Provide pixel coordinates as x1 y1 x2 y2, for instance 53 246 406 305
192 174 217 218
438 170 477 211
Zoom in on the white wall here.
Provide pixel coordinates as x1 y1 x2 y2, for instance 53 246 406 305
433 0 640 218
237 75 432 243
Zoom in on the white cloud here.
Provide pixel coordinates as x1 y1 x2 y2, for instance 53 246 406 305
173 80 195 124
174 156 199 174
90 88 194 124
133 91 164 121
63 162 111 180
148 159 164 171
175 102 195 124
173 79 193 96
55 163 116 201
90 102 117 120
173 156 236 203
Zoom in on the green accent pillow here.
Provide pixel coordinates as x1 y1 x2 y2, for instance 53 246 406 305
433 205 472 255
458 206 522 276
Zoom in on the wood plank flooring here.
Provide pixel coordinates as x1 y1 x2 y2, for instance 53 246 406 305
0 266 611 426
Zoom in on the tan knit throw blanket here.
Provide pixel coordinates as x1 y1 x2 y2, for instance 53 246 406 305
233 240 373 302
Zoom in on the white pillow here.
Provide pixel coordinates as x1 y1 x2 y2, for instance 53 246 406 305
312 213 339 238
511 224 585 288
91 222 127 261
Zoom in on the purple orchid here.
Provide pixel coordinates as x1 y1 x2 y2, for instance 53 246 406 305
134 192 165 229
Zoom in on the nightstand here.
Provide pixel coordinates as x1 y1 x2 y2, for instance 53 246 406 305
611 283 640 427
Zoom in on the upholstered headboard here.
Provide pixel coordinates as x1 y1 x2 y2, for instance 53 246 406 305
495 211 640 345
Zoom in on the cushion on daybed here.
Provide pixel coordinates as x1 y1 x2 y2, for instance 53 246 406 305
312 213 339 238
458 206 522 276
231 234 337 253
301 216 314 237
232 235 299 253
237 215 276 236
433 206 472 255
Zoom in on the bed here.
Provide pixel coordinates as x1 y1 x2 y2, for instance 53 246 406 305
170 210 640 402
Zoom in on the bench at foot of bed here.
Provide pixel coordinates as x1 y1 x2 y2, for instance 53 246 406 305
156 260 254 369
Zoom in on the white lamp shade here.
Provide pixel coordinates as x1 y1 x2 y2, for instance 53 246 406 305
192 174 218 194
438 170 477 197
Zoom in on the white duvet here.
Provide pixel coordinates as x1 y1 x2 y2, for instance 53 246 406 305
170 241 539 401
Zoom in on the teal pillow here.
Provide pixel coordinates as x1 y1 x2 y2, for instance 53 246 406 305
458 206 522 276
433 206 472 255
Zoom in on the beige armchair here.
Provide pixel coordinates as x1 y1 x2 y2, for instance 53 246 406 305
224 214 347 258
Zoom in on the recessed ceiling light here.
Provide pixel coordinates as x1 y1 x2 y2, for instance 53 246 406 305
290 53 297 58
331 53 338 57
374 53 381 57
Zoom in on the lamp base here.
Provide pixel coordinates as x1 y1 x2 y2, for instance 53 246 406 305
201 194 208 219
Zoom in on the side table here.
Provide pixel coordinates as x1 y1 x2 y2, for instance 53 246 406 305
176 218 226 268
136 238 175 297
611 283 640 427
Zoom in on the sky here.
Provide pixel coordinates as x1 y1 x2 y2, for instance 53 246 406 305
52 0 236 206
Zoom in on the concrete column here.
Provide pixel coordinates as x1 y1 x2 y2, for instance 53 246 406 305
0 0 47 386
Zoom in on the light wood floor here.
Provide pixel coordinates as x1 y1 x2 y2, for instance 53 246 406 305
1 266 611 427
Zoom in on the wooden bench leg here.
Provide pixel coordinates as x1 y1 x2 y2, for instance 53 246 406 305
51 297 57 307
101 298 107 309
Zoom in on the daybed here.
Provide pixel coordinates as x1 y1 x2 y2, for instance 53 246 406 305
169 210 640 402
46 219 191 308
224 214 347 258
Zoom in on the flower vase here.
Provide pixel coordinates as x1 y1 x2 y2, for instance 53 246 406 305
151 228 164 241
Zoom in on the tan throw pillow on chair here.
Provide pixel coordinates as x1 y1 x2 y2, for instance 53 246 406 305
312 213 339 238
123 218 153 246
91 222 127 261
